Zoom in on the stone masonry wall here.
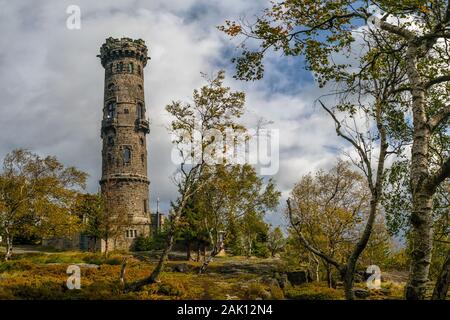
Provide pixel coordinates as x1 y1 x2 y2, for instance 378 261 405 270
98 37 151 251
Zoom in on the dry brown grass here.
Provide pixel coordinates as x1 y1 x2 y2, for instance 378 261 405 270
0 251 407 300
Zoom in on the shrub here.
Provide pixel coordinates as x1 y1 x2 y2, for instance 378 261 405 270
284 283 343 300
253 243 270 259
9 282 66 300
133 236 153 251
146 281 186 297
80 253 123 265
134 233 167 251
82 253 105 265
243 282 271 300
157 283 183 296
269 284 285 300
105 257 122 265
0 260 35 273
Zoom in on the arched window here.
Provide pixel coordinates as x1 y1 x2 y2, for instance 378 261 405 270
124 108 129 114
119 62 123 72
137 103 145 119
137 65 141 75
106 102 116 119
123 147 131 164
116 63 120 72
128 62 134 73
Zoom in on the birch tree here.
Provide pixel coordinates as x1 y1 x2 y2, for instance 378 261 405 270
221 0 450 299
130 71 245 289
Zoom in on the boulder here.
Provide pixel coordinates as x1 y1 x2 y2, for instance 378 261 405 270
353 288 370 299
76 263 100 269
286 270 311 286
172 263 191 273
372 288 391 296
276 274 290 289
260 275 279 287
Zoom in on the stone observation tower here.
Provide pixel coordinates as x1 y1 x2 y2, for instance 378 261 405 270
97 37 151 251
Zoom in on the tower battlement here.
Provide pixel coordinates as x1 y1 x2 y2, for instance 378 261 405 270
98 37 150 68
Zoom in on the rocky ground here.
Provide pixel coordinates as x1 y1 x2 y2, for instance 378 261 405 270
0 246 407 300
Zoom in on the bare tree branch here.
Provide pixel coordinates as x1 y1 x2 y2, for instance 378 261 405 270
319 100 374 189
286 198 342 269
428 104 450 132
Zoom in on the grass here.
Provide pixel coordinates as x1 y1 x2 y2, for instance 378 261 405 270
284 282 345 300
0 250 406 300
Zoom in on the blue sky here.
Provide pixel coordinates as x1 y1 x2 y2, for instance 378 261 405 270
0 0 353 228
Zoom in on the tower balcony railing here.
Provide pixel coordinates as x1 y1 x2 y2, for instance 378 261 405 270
135 118 150 133
101 117 118 130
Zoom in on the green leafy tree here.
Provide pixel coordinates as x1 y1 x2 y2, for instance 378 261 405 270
267 226 286 258
74 190 129 255
287 161 391 290
196 164 280 272
73 193 104 251
241 211 270 258
0 149 86 260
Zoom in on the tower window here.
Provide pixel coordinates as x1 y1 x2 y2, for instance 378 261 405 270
107 83 114 91
140 137 144 146
137 103 145 119
124 108 129 114
119 62 123 72
107 153 113 164
141 154 145 165
116 63 120 72
137 65 141 75
123 147 132 164
126 230 138 238
138 84 143 90
106 102 116 119
107 136 114 146
144 199 148 213
110 63 113 73
128 62 134 73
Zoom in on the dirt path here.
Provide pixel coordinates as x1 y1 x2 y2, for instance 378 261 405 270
0 245 60 254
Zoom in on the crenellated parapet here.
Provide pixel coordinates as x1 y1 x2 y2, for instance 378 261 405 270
97 37 150 68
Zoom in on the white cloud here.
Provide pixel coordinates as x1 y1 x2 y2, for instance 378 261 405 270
0 0 347 227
